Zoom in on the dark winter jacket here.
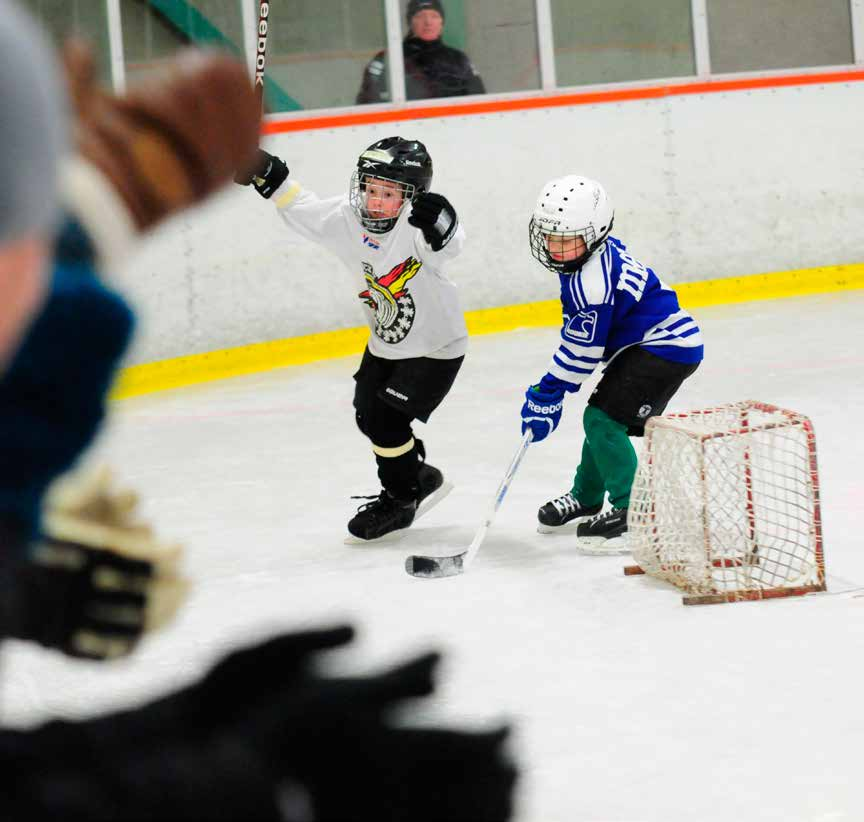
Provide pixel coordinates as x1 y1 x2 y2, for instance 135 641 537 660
356 36 485 104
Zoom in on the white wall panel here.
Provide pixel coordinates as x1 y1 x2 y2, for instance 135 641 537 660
112 81 864 364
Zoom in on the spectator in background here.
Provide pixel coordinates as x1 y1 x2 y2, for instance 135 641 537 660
357 0 485 104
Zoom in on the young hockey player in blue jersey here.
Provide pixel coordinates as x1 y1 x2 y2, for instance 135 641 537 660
519 176 703 553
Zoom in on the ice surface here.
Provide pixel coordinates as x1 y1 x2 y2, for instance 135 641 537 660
3 292 863 822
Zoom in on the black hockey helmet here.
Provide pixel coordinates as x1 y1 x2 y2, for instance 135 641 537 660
349 136 433 233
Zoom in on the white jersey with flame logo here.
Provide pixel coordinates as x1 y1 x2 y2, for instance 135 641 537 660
270 177 468 361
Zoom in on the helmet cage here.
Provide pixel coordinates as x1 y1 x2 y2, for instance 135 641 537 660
349 170 416 234
529 218 603 274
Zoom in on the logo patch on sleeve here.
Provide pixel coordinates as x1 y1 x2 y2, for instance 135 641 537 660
563 310 598 343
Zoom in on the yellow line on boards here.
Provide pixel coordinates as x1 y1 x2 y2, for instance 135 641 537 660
674 263 864 308
111 262 864 400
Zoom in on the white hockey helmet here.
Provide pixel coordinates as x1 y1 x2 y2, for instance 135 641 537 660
528 176 614 273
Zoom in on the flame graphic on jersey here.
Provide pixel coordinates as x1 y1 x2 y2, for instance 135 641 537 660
358 256 422 344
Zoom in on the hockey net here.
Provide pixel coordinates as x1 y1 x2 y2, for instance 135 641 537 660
626 401 825 605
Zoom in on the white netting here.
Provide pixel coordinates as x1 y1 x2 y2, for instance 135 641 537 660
628 401 825 603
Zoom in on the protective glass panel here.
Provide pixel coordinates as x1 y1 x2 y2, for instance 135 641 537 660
270 0 387 111
551 0 695 87
707 0 854 73
21 0 112 83
121 1 244 82
357 0 536 103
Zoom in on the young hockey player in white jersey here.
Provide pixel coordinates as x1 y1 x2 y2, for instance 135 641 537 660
520 176 703 552
239 137 467 541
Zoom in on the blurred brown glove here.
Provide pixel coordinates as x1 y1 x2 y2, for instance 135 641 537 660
63 40 260 233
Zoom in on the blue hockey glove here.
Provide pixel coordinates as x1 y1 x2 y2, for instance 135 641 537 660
520 380 565 443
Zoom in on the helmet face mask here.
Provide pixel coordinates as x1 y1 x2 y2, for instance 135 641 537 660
349 172 415 234
529 176 614 273
529 222 596 273
350 136 433 234
542 230 591 265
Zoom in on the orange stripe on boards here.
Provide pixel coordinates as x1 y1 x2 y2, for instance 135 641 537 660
262 68 864 135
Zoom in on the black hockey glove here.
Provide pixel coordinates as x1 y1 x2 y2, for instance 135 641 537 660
0 470 186 660
0 543 182 661
408 191 459 251
235 148 289 198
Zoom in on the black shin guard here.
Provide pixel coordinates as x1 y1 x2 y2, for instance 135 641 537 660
375 442 420 501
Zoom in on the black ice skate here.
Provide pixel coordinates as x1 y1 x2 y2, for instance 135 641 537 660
347 491 417 542
575 507 630 555
345 443 454 544
415 460 454 520
537 492 602 534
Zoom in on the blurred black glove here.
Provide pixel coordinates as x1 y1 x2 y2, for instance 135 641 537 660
0 468 187 660
242 650 517 821
190 624 356 714
235 148 289 198
11 625 359 766
3 729 287 822
114 625 359 746
408 191 458 251
3 632 518 821
299 723 516 822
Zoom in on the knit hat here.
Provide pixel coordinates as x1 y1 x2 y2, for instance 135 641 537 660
0 0 67 244
406 0 445 24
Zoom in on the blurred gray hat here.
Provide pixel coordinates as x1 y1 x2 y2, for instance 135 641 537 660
0 0 67 245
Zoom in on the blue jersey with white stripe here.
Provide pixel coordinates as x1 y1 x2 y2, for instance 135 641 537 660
545 236 703 391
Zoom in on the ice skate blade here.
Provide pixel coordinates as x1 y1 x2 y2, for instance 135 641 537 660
415 481 454 521
343 528 409 546
575 534 630 556
537 516 595 535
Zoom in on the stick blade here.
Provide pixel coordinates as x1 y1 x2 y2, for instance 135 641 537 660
405 552 466 578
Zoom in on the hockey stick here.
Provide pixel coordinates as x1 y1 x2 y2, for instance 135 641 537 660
253 1 270 113
233 1 269 186
405 430 533 579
